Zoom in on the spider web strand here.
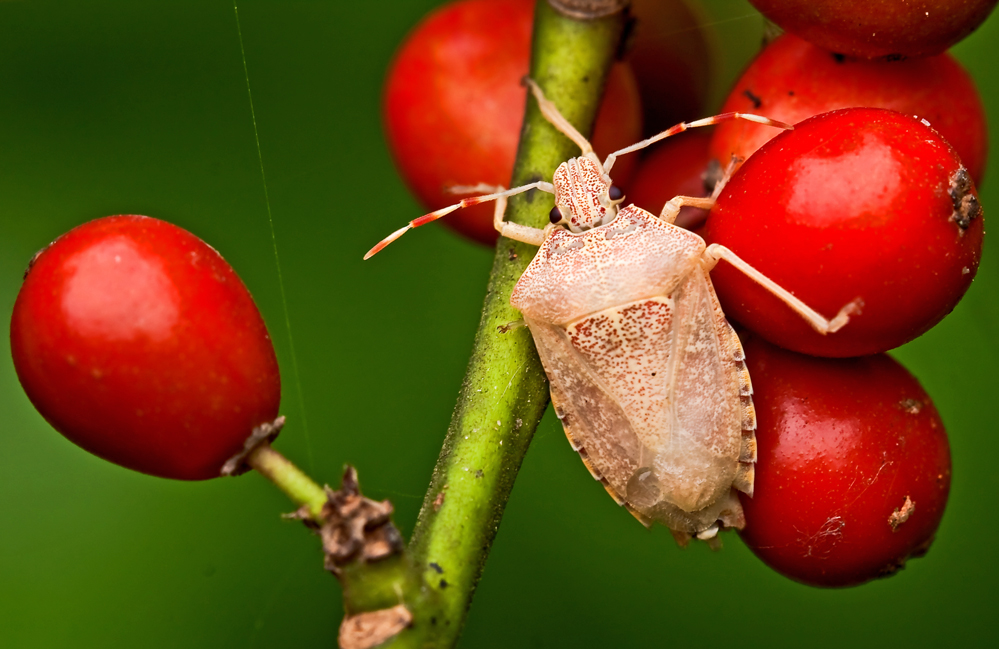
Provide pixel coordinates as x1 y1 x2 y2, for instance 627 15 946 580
234 3 315 473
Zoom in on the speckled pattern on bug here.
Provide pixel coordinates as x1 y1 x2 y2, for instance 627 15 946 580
367 78 858 544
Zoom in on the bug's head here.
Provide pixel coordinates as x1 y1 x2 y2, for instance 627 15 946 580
549 156 625 233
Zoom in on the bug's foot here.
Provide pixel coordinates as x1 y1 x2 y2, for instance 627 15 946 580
829 297 865 333
496 319 526 334
695 522 720 541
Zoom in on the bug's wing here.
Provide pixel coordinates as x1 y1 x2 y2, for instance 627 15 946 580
529 266 756 536
526 277 752 536
526 315 646 515
644 267 756 536
652 266 756 505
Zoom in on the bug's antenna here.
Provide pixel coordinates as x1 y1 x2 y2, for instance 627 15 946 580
364 181 554 259
602 113 793 174
523 77 595 159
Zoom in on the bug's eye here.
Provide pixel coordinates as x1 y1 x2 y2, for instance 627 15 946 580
607 185 624 202
549 205 564 224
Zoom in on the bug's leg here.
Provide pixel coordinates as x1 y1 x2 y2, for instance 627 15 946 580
492 192 508 231
497 319 527 334
659 195 717 225
703 244 862 334
458 180 554 245
602 113 792 175
364 181 554 259
491 190 553 247
708 155 744 200
523 78 596 159
658 156 745 226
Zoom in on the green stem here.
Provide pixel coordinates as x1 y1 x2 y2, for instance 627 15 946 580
248 4 627 646
247 444 327 520
248 451 417 629
384 3 627 647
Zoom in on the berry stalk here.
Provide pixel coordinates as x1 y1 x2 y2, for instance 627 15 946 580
246 444 328 520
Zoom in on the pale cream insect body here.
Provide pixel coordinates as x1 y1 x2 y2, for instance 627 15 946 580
367 80 858 543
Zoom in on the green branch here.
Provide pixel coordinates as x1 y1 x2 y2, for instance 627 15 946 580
387 2 628 647
247 2 628 647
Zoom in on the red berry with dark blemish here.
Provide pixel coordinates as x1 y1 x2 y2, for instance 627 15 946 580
709 33 988 185
10 215 281 480
705 108 984 358
739 335 951 588
383 0 642 246
748 0 998 59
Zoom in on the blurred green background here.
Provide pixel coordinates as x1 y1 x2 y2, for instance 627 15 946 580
1 1 997 647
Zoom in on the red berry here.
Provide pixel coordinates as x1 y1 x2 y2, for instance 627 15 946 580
10 215 281 480
625 130 712 230
383 0 643 246
709 33 988 185
627 0 714 135
748 0 998 59
738 336 951 588
705 108 984 357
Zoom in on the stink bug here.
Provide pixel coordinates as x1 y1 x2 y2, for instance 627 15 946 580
367 79 859 544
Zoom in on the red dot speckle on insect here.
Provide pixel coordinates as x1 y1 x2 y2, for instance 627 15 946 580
10 215 281 481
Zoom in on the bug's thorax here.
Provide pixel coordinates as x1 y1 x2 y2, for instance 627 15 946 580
552 155 619 233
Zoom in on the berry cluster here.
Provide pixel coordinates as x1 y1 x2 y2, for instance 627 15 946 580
8 0 990 593
381 0 989 587
705 3 987 588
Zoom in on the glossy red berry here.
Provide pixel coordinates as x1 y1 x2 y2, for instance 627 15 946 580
748 0 998 59
705 108 984 357
625 130 712 230
709 33 988 184
10 215 281 480
739 336 951 588
383 0 643 246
